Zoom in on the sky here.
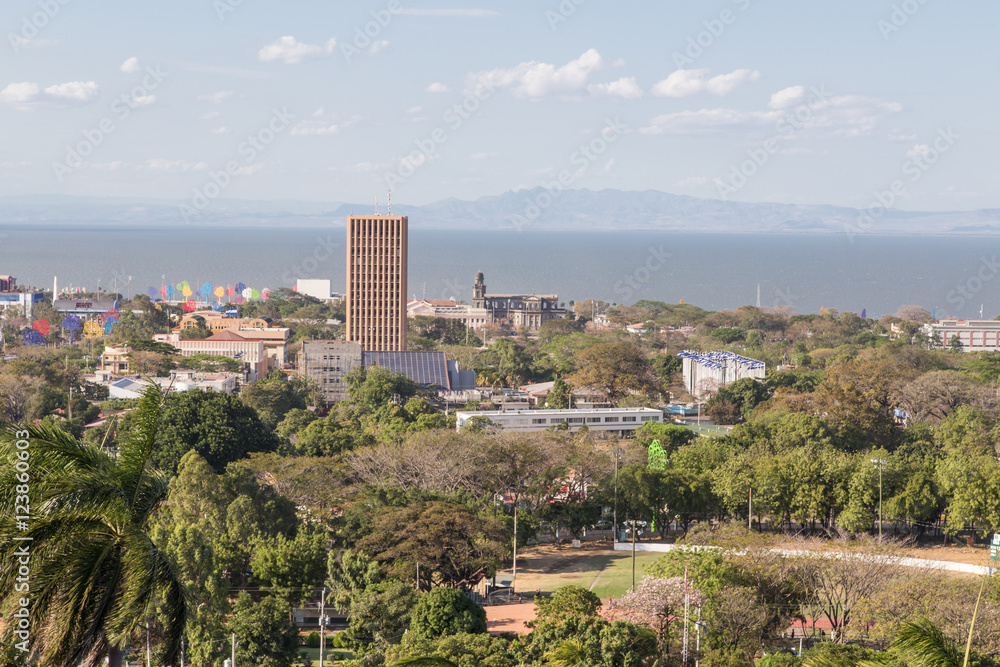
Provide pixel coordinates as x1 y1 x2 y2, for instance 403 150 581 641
1 0 998 211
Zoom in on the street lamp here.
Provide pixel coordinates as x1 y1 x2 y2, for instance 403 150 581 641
870 458 886 539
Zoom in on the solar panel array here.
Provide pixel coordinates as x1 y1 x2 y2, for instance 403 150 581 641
362 351 451 390
677 350 765 371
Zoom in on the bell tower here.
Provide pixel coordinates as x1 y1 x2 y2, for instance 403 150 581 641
473 271 486 307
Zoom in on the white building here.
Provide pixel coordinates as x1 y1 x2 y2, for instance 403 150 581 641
407 299 491 330
679 350 765 398
296 279 341 302
455 407 663 435
925 319 1000 351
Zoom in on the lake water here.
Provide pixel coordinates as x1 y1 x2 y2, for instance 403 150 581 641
1 225 998 320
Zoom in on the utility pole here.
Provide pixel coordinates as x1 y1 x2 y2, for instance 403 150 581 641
682 564 690 667
232 632 236 667
320 587 326 667
146 622 151 667
181 638 185 667
613 449 620 543
512 507 518 598
631 519 636 591
748 487 752 531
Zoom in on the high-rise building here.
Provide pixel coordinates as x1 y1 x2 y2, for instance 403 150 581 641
346 215 408 351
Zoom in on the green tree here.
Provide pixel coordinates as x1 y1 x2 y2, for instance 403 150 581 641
706 378 771 425
568 339 658 405
347 365 420 410
343 580 421 655
241 370 310 430
409 588 487 640
229 592 300 667
136 389 280 473
0 386 185 667
356 501 508 589
251 530 328 605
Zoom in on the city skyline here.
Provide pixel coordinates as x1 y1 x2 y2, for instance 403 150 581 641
1 1 997 215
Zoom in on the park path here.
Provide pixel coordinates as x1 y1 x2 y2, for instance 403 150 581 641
613 542 996 576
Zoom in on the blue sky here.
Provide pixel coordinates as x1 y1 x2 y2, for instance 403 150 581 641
1 0 997 210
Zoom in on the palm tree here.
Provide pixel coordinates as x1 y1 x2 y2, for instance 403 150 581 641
0 386 185 667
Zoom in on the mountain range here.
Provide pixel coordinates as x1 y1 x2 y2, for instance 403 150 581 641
2 189 999 235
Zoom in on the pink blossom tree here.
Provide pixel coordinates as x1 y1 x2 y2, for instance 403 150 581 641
608 575 705 662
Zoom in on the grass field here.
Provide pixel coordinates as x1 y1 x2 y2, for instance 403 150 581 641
297 646 353 666
510 544 665 600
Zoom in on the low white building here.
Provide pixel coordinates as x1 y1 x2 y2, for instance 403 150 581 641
295 279 341 303
455 407 663 435
925 319 1000 351
407 299 491 330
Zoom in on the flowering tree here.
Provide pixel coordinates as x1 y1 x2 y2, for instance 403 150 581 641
608 575 705 662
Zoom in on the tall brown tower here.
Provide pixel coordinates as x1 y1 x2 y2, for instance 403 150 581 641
346 215 408 351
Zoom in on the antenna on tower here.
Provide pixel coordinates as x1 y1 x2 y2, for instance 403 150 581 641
387 189 391 215
375 196 379 216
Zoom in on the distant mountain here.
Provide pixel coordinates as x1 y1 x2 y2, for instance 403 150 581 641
2 189 998 235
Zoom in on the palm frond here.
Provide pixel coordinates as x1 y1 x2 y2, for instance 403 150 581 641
893 617 961 667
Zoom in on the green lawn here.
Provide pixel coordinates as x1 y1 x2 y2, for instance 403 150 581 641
515 548 665 601
588 551 663 599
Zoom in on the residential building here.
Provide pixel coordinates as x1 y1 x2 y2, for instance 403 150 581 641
346 215 408 351
925 319 1000 351
455 407 663 435
299 341 364 405
679 350 765 398
472 271 566 332
99 346 131 374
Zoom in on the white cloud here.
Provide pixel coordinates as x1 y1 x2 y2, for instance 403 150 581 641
406 106 423 115
291 123 339 136
201 110 222 120
142 159 208 173
0 82 40 108
768 85 807 110
258 36 336 65
10 36 54 51
467 49 605 98
397 9 499 17
44 81 99 102
198 91 233 104
312 107 325 117
130 95 156 108
640 89 901 137
888 132 917 142
120 57 141 74
425 82 450 93
1 80 100 110
235 163 264 176
470 152 500 160
588 76 643 99
603 158 615 173
906 144 932 160
675 176 709 188
211 126 233 135
652 68 760 98
368 40 389 55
